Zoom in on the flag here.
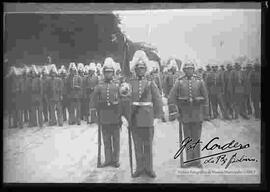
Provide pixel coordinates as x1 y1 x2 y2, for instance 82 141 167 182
122 36 131 78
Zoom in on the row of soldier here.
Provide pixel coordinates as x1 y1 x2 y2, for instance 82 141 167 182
5 62 113 128
5 57 261 129
162 60 261 121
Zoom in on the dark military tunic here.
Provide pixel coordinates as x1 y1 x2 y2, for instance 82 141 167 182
48 76 64 126
30 76 43 127
250 69 261 118
129 76 163 173
66 74 83 124
168 74 208 167
92 79 122 165
83 73 99 123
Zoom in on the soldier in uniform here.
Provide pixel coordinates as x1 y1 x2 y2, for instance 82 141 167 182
59 65 68 122
41 66 50 123
231 62 249 119
23 65 32 125
164 59 179 98
92 57 122 168
224 63 234 119
203 64 213 119
84 63 99 124
66 63 82 125
5 66 18 128
77 63 85 121
168 61 209 168
250 62 261 119
207 65 229 119
243 63 253 116
128 50 163 178
48 64 64 126
29 65 43 128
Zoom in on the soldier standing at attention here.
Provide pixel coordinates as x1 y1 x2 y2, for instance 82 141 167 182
86 63 99 124
168 61 209 168
243 63 253 116
224 63 234 119
250 62 261 119
92 57 122 168
208 65 229 119
29 65 43 128
59 65 68 122
41 66 50 123
66 63 83 125
48 64 64 126
128 50 163 178
203 64 213 119
77 63 85 121
164 59 179 98
232 62 249 119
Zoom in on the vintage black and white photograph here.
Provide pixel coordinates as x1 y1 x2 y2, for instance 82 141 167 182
3 3 261 183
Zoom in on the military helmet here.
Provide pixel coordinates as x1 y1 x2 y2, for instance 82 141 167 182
31 65 39 75
77 63 84 72
89 62 96 72
50 64 58 75
130 50 149 72
68 62 77 73
103 57 115 73
58 65 67 75
183 61 195 69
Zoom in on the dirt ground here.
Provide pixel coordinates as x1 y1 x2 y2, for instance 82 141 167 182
3 107 260 183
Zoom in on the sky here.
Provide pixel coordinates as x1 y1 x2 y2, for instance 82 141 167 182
114 9 261 66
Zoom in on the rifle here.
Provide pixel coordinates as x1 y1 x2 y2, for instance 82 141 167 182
97 110 102 168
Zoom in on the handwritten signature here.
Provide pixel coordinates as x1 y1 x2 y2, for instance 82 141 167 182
174 137 257 168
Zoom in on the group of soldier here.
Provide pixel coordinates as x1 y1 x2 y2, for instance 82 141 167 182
4 50 261 179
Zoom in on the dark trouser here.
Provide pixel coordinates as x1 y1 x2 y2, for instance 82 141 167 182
62 97 68 121
207 89 213 118
251 87 260 119
81 98 86 120
224 91 234 118
30 100 43 127
182 122 202 166
43 97 49 122
210 93 229 119
101 124 121 164
68 98 81 124
244 93 252 115
131 127 154 173
49 100 63 126
234 92 248 119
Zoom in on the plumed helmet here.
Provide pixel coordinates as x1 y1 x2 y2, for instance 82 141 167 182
103 57 115 73
89 62 96 72
42 65 49 75
114 62 121 72
183 60 195 70
58 65 67 75
68 62 77 73
129 50 149 72
168 59 178 71
50 64 58 75
96 63 102 69
31 65 39 75
77 63 84 72
84 65 90 74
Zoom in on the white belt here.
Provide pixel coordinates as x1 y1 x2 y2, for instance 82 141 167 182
132 102 153 106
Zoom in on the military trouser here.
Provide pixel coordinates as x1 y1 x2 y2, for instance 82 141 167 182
209 93 229 119
244 93 252 115
182 122 202 167
68 98 81 125
62 97 68 121
42 97 49 122
251 87 260 119
49 100 63 126
81 98 86 120
101 124 120 164
224 91 234 118
234 92 248 119
30 100 43 127
131 127 154 173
